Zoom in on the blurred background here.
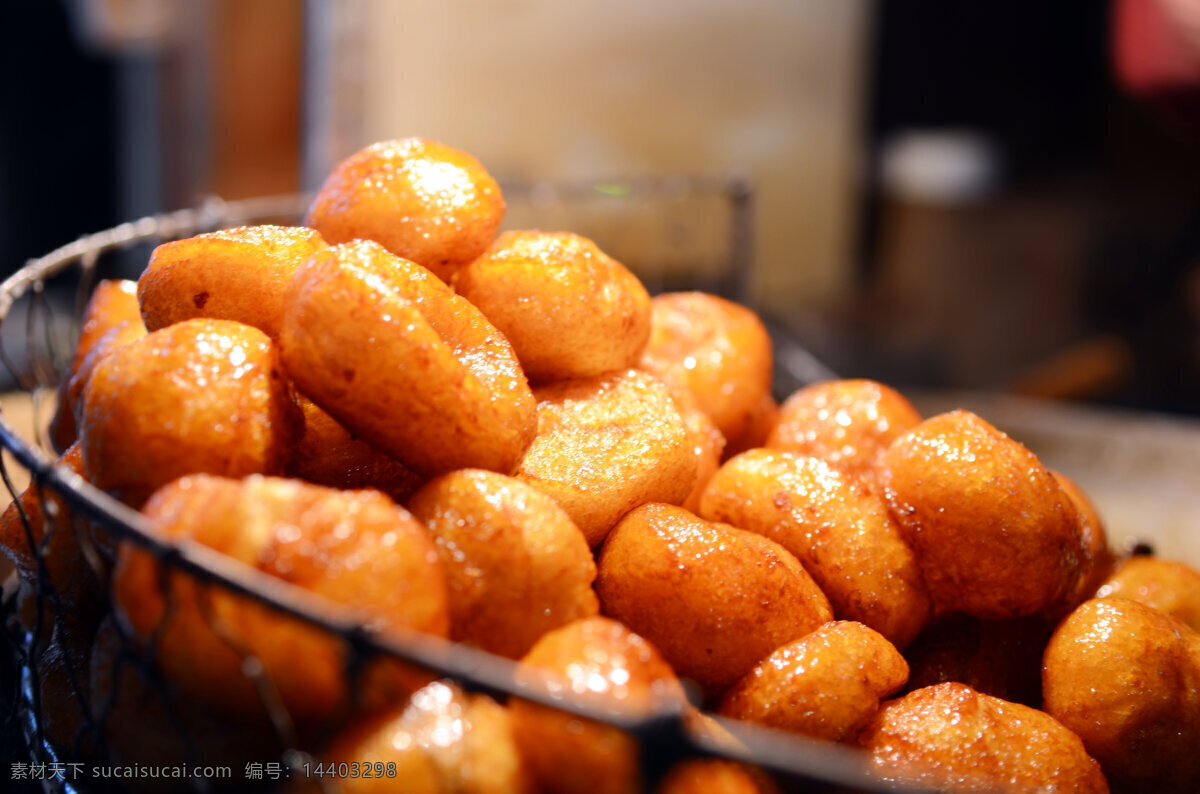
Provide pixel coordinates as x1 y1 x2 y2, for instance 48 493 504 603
3 0 1200 417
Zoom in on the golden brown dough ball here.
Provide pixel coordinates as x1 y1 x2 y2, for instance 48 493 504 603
718 621 908 741
637 292 773 444
113 474 450 726
765 379 921 478
1043 598 1200 793
721 392 780 460
50 279 144 452
676 393 726 513
853 682 1109 793
286 393 425 503
89 618 282 792
878 410 1086 619
902 614 1053 708
453 230 652 383
654 759 777 794
406 469 599 659
0 444 109 620
516 369 696 548
280 240 536 477
137 225 328 338
79 318 300 506
510 616 684 794
699 449 931 649
596 503 833 693
306 138 505 283
1053 470 1115 611
1094 556 1200 631
63 319 147 445
304 680 533 794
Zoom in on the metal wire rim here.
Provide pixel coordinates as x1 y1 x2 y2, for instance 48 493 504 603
0 190 916 793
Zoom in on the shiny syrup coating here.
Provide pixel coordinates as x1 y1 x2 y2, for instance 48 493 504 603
766 378 921 479
306 138 505 283
280 240 536 477
854 682 1109 793
1043 598 1200 793
138 224 328 338
719 620 909 741
79 317 301 506
596 502 833 693
454 230 652 384
516 369 696 548
637 292 773 445
114 474 450 727
879 409 1086 619
510 616 684 794
1093 556 1200 631
407 469 599 660
700 448 931 648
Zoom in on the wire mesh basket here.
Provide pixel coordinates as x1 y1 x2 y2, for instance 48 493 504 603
0 185 903 794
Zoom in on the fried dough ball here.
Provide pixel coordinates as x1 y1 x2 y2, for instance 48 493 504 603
655 759 777 794
879 410 1086 619
50 279 144 452
1043 598 1200 792
79 318 300 506
515 369 695 548
286 393 425 503
596 503 833 692
902 614 1053 708
765 379 921 479
305 138 505 283
113 474 450 726
637 292 773 444
280 240 536 477
699 449 931 648
89 618 282 792
1094 556 1200 631
722 392 780 460
303 680 533 794
1053 470 1115 610
407 469 599 659
718 621 908 741
854 682 1109 792
138 224 328 338
510 616 685 794
676 394 726 513
453 230 652 383
0 444 109 619
63 319 148 443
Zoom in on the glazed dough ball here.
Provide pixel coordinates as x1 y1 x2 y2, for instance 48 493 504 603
766 379 921 479
306 680 533 794
138 224 328 337
676 394 726 514
1094 556 1200 632
1043 598 1200 793
721 392 780 460
1053 470 1115 611
655 760 775 794
510 616 684 794
286 393 425 503
280 240 536 477
596 503 833 693
637 292 773 444
878 410 1086 619
718 621 908 741
79 318 300 506
113 474 450 726
50 279 144 452
854 682 1109 793
407 469 599 659
453 230 652 383
699 449 931 649
305 138 505 283
515 369 696 548
902 614 1053 708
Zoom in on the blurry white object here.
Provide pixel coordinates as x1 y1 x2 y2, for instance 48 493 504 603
880 129 1003 205
67 0 188 53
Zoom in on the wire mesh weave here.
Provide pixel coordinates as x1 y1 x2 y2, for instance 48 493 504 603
0 186 898 794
